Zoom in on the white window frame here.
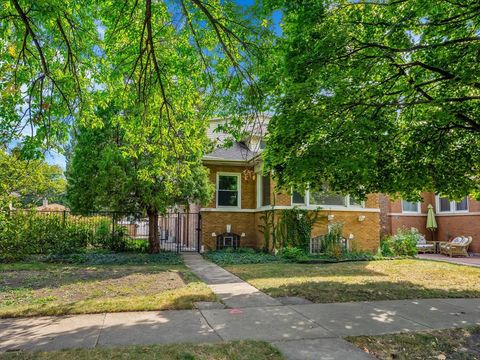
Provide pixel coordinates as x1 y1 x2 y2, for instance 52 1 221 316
435 195 469 213
291 189 365 208
256 174 262 209
216 172 241 209
291 189 306 205
401 200 421 214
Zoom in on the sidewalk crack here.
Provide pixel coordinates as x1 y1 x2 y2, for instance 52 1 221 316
94 313 107 348
287 305 337 337
198 310 225 342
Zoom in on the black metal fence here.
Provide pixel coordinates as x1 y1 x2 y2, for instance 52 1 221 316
6 210 201 253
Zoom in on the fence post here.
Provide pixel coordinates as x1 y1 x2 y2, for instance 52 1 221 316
197 213 201 253
176 212 181 254
112 212 116 239
63 210 66 227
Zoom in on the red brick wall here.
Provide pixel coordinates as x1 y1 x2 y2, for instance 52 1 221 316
386 193 480 253
436 216 480 253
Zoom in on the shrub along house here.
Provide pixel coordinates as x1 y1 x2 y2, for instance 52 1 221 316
199 118 381 252
381 194 480 254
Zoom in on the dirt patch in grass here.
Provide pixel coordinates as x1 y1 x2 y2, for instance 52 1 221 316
347 326 480 360
224 259 480 303
0 340 284 360
0 264 216 317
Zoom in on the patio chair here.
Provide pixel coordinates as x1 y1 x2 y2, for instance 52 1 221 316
416 235 435 253
440 236 472 257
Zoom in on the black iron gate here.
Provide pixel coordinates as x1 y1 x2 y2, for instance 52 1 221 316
161 212 201 253
123 212 201 253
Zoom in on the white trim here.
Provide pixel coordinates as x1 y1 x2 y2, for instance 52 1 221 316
201 206 380 213
203 159 249 166
388 213 427 217
401 199 421 214
201 208 256 213
256 174 262 209
216 172 241 209
291 189 306 206
291 189 365 209
436 212 480 217
435 195 469 214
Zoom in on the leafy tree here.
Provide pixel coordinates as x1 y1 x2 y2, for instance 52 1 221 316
0 0 99 156
0 149 66 210
263 0 480 200
2 1 271 250
67 106 213 252
0 0 268 155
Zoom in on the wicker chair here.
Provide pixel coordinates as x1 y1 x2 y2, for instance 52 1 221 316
416 235 435 253
440 236 472 257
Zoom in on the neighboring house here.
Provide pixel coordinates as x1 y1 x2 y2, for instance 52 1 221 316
200 117 381 252
381 193 480 253
36 199 68 212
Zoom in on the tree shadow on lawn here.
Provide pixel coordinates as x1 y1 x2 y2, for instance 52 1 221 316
0 266 213 316
0 266 189 291
227 262 389 280
262 280 480 303
0 281 217 318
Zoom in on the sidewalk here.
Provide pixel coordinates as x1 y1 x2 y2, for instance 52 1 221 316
1 254 480 359
1 298 479 358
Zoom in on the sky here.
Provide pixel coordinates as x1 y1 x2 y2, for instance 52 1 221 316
45 0 282 170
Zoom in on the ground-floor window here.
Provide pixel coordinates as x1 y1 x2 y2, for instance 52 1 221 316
436 195 468 213
402 200 420 213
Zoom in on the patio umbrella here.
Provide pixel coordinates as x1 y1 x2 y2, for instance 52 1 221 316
426 204 437 231
426 204 437 242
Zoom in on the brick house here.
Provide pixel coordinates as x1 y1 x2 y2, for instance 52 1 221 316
199 118 381 252
381 194 480 254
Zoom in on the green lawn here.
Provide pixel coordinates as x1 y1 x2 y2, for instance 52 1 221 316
0 341 284 360
347 326 480 360
223 259 480 303
0 262 216 318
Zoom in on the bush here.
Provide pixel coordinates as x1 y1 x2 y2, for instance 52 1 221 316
276 208 320 251
0 211 132 262
321 223 345 260
381 228 419 256
124 238 150 253
278 246 308 261
204 248 282 265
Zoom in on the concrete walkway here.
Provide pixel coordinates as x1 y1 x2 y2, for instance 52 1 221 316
2 254 480 359
182 253 282 308
417 253 480 267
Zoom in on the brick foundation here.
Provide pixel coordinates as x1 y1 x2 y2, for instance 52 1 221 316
200 209 380 253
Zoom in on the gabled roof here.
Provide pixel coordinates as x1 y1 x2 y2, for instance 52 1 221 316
203 142 257 162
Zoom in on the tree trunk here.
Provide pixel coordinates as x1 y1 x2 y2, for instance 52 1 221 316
147 207 160 253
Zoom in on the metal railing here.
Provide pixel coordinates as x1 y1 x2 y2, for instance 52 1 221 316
6 209 201 253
